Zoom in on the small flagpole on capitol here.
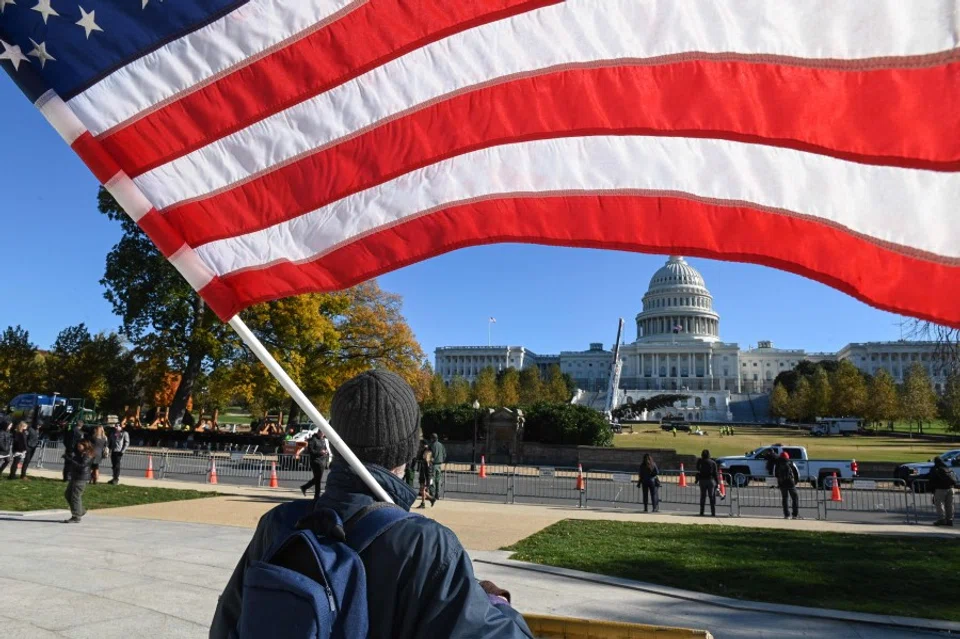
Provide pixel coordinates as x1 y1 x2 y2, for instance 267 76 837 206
488 317 496 347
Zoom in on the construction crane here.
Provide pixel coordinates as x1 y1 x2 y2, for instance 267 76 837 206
604 318 625 417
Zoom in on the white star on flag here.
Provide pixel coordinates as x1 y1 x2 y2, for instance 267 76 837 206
0 0 16 15
75 6 103 38
27 38 55 68
0 39 29 71
31 0 59 24
142 0 163 8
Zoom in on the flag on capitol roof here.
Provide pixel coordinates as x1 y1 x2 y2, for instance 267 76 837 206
1 0 958 325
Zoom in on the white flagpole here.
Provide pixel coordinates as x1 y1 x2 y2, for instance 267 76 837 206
228 316 393 503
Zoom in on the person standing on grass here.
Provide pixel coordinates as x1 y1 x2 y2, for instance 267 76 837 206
108 422 130 485
696 449 719 517
7 422 28 479
638 453 660 513
428 432 446 504
63 439 95 523
89 426 108 484
299 430 331 499
929 457 958 527
0 421 13 475
775 451 801 520
18 419 41 479
62 420 85 481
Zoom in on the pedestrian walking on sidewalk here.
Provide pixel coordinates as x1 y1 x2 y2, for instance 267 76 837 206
638 453 660 512
7 422 28 479
63 439 94 523
929 457 958 527
108 422 130 485
416 441 433 509
696 449 719 517
775 451 801 519
89 426 108 484
428 433 446 504
18 419 40 479
62 421 85 481
299 430 331 499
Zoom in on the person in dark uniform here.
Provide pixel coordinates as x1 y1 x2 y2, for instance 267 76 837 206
0 421 12 475
8 422 28 479
416 440 433 508
696 449 719 517
63 439 95 523
18 419 41 479
775 451 801 519
428 433 446 504
299 430 331 499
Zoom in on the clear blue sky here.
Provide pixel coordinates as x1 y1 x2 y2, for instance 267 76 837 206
0 79 907 360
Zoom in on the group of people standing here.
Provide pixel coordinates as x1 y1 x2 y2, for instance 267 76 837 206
0 419 41 479
60 421 130 523
407 433 446 508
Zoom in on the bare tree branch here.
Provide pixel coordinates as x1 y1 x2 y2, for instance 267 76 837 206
905 319 960 377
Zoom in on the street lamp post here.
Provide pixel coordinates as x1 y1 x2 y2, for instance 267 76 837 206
471 399 480 471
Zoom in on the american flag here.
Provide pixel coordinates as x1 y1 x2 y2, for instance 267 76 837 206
2 1 958 326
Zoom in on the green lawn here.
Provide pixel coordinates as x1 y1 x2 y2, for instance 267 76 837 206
614 425 960 462
506 520 960 622
0 477 219 512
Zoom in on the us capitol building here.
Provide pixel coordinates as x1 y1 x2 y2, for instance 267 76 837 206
435 256 945 422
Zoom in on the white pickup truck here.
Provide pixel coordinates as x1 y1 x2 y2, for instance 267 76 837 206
717 444 858 488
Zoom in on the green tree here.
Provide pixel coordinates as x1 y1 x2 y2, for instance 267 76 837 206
789 377 812 422
830 360 868 417
44 324 138 412
498 368 520 407
545 364 570 403
523 403 612 446
428 373 448 408
769 383 790 419
98 189 229 427
519 366 543 405
941 373 960 433
447 375 471 406
473 367 498 406
900 363 938 435
0 326 44 403
809 367 832 418
865 369 900 428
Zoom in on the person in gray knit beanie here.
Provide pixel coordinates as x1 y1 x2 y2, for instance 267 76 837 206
330 369 421 471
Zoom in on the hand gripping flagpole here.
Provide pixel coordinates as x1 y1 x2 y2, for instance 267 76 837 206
22 84 393 502
228 316 393 503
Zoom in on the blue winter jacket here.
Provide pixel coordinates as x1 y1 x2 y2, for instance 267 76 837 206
210 461 534 639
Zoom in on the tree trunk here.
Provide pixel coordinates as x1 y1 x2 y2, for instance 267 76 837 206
169 296 208 427
287 403 301 426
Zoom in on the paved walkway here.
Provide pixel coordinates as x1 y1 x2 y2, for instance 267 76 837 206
28 467 953 551
0 513 950 639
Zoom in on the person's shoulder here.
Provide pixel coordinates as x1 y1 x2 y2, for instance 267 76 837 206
384 513 464 564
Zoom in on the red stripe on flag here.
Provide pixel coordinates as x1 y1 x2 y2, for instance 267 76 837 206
100 0 560 177
71 132 120 184
155 60 960 248
198 194 960 326
137 212 185 258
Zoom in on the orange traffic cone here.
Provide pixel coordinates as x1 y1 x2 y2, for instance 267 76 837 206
718 472 726 498
145 455 155 480
208 458 219 485
479 456 487 479
679 463 688 488
830 472 842 502
575 463 585 491
269 461 279 488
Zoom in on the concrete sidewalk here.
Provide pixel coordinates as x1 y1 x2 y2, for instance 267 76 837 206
0 514 950 639
26 467 955 550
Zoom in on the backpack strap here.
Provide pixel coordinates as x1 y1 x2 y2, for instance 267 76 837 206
344 502 415 555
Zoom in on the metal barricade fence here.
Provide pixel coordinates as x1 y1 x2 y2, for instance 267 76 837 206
820 478 911 522
513 466 583 507
734 475 822 519
904 479 945 524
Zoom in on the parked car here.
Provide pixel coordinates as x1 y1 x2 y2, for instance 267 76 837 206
895 449 960 491
717 444 858 488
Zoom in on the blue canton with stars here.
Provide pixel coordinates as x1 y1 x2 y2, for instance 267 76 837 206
0 0 246 102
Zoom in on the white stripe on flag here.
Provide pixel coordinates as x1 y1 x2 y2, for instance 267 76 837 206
133 0 958 210
69 0 357 136
193 135 960 277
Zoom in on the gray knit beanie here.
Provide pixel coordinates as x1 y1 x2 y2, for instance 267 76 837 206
330 370 421 470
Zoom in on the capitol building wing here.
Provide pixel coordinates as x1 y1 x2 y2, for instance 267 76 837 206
435 256 944 422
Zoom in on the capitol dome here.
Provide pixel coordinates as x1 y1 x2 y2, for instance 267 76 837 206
636 256 720 343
